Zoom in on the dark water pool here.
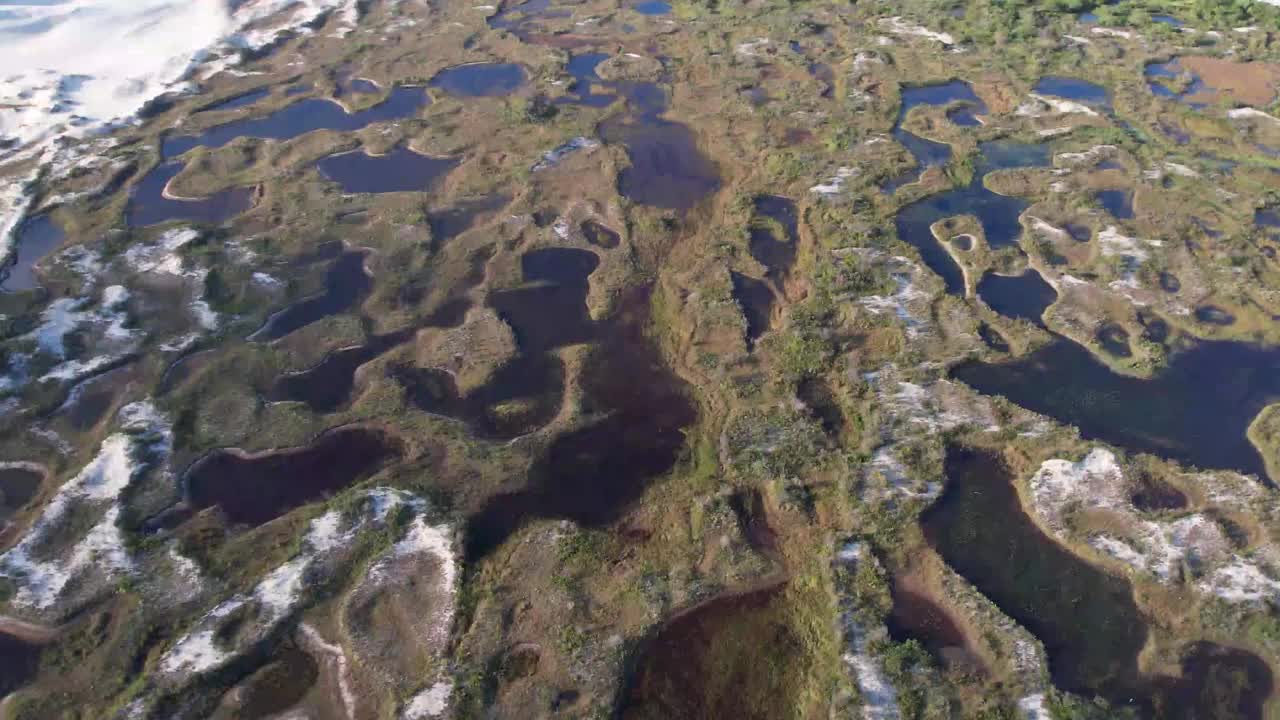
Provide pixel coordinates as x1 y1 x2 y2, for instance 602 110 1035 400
894 141 1050 295
184 427 401 526
316 146 458 194
162 87 430 159
1095 322 1132 358
618 584 793 719
593 77 721 210
465 285 696 561
923 446 1149 703
430 63 527 97
0 467 41 521
1097 189 1134 219
731 271 774 349
1 215 65 292
562 52 615 108
951 338 1280 483
125 162 255 228
250 249 371 342
924 447 1274 714
581 220 621 249
976 270 1056 327
883 80 988 193
748 195 799 284
0 631 41 698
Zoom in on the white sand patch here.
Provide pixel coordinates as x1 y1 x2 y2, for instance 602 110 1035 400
859 273 929 336
124 228 201 276
1229 107 1280 124
1198 561 1280 604
811 167 858 197
1054 145 1117 168
403 681 453 719
0 401 170 610
1022 93 1099 117
834 541 900 720
252 272 283 289
1091 27 1134 39
37 285 140 383
1018 694 1052 720
735 38 773 57
1030 448 1128 533
879 17 954 45
160 487 442 680
531 137 600 172
1097 226 1152 262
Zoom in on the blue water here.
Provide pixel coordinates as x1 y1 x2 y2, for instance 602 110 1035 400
316 146 458 194
430 62 526 97
1 215 64 292
561 52 616 108
633 1 671 14
1033 76 1110 108
977 270 1057 327
126 162 254 227
162 87 430 159
894 141 1050 295
1097 189 1134 219
1078 11 1099 22
1144 60 1209 108
1152 14 1183 27
883 80 988 193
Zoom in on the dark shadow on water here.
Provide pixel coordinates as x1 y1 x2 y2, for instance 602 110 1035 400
316 146 458 194
1 215 65 292
561 52 617 108
465 285 695 561
923 446 1148 704
0 467 42 525
977 323 1009 352
748 195 799 285
951 339 1280 483
430 63 527 97
162 87 430 159
250 249 371 342
126 162 254 228
797 376 844 436
1095 322 1132 358
894 141 1050 295
1195 305 1235 326
1130 471 1188 512
268 331 412 413
581 220 620 249
924 447 1275 715
731 271 774 349
198 88 270 113
976 270 1056 327
183 427 402 527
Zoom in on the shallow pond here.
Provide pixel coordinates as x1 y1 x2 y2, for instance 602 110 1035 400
951 338 1280 483
465 285 696 561
923 446 1149 703
562 52 615 108
1097 189 1134 219
883 80 987 193
430 63 526 97
894 141 1050 295
731 271 774 348
598 82 721 210
2 215 64 291
162 87 430 159
198 88 270 113
184 427 401 526
125 161 255 228
250 249 371 342
976 270 1056 327
1033 76 1110 108
748 195 799 285
316 146 458 194
632 1 671 15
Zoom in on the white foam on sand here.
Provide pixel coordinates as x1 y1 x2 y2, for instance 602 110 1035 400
0 0 364 259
